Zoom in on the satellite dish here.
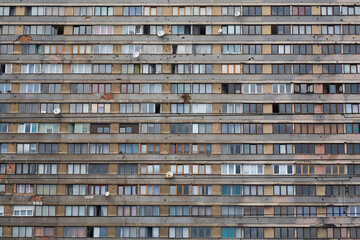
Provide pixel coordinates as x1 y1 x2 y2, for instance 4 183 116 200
235 12 241 17
105 191 110 196
53 108 60 114
218 28 223 33
133 52 140 58
166 171 174 178
157 30 165 37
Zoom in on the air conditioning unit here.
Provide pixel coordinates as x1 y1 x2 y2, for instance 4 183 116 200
166 171 174 178
133 52 140 58
157 30 165 37
235 12 241 17
53 108 61 114
218 28 223 33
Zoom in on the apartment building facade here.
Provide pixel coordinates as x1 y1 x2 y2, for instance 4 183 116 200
0 0 360 238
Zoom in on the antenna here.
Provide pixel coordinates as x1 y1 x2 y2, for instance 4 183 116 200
105 191 110 197
166 171 174 178
218 28 223 33
157 30 165 37
53 108 60 115
235 12 241 17
133 52 140 58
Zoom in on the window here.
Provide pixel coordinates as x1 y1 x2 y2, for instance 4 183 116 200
13 205 34 216
90 123 110 133
93 64 112 73
36 184 56 195
123 6 142 16
344 44 360 54
222 44 241 54
193 44 212 54
221 206 242 217
221 123 241 134
0 25 15 34
343 6 360 15
221 6 241 16
169 206 190 216
18 123 38 133
243 6 261 15
221 185 241 196
323 64 342 73
192 185 211 195
222 144 241 154
140 164 159 174
17 143 37 154
170 185 189 195
271 25 290 35
191 227 211 238
118 164 137 175
243 165 264 174
295 144 315 154
0 83 11 93
139 227 159 238
140 185 160 195
0 6 15 16
296 185 316 196
293 64 313 74
118 185 137 195
244 228 264 239
0 103 9 113
144 7 162 16
139 206 159 216
141 103 161 113
327 206 346 217
326 165 345 174
344 23 360 34
88 206 107 217
142 83 162 93
34 227 55 237
170 123 190 133
296 228 317 239
140 123 159 134
69 103 89 113
274 228 295 238
346 103 360 114
272 64 291 74
122 25 142 35
67 164 87 174
65 206 86 216
119 123 139 133
221 25 241 35
12 227 32 238
321 6 340 15
120 103 140 113
243 185 263 196
119 143 139 154
274 185 294 195
173 7 191 16
35 205 56 216
273 123 293 133
274 206 294 216
71 64 91 73
192 64 212 74
348 165 360 175
192 104 212 113
271 6 290 15
169 227 189 238
221 104 242 113
325 143 345 154
171 83 191 93
92 26 114 35
42 83 61 93
323 83 343 93
273 144 293 154
16 184 34 194
243 104 262 114
20 83 40 93
294 83 313 93
0 164 5 174
89 143 109 154
68 143 88 154
16 163 35 174
243 144 263 154
38 143 58 154
322 44 341 54
89 164 108 174
118 206 136 216
192 83 212 94
66 184 86 195
321 25 341 34
193 25 212 35
297 206 317 217
243 64 262 74
40 103 60 114
64 227 85 237
171 103 190 113
274 165 293 174
38 164 57 174
70 83 91 93
88 185 107 195
116 227 137 238
42 64 62 73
